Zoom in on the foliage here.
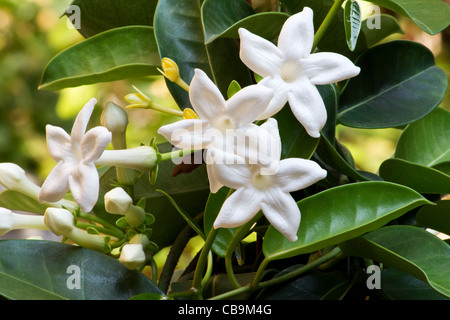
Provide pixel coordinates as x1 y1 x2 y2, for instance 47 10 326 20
0 0 449 301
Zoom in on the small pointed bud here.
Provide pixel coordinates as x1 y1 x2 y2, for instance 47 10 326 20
160 57 180 83
101 102 128 134
0 163 41 200
182 108 199 120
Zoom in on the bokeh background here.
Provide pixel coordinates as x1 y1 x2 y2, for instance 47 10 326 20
0 0 448 183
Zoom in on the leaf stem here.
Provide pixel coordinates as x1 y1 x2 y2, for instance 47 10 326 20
312 0 346 50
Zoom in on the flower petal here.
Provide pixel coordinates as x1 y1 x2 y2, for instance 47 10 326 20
69 162 99 212
189 69 227 121
80 126 112 163
208 149 251 190
255 77 289 119
302 52 361 85
158 119 211 150
38 162 71 203
213 187 262 229
278 7 314 60
45 125 72 162
71 98 97 144
261 188 300 242
226 84 274 125
287 80 327 138
238 28 283 78
206 163 223 194
275 158 327 193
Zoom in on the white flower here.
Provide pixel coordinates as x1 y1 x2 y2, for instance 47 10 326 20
119 244 146 270
238 7 360 138
212 122 327 241
158 68 274 192
38 98 112 213
0 207 47 236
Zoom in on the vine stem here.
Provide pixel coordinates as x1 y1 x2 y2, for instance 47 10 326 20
225 212 263 289
312 0 346 51
209 247 342 300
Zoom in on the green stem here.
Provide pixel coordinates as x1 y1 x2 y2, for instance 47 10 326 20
225 212 263 289
312 0 346 51
158 148 197 163
150 101 184 117
192 228 218 298
78 212 125 239
75 222 124 239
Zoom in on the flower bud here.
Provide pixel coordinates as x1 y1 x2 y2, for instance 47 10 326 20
0 207 47 236
0 163 41 200
119 243 146 270
44 208 74 236
101 102 128 134
104 187 132 215
160 57 180 83
182 108 198 120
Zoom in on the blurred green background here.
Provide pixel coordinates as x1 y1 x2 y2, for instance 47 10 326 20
0 0 449 184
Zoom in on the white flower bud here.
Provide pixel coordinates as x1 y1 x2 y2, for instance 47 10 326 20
101 102 129 134
104 187 132 215
0 207 47 236
119 243 146 270
44 208 74 236
0 163 41 199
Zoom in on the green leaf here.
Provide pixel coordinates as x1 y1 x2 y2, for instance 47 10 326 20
366 0 450 35
67 0 158 38
395 107 450 169
153 0 252 109
380 268 449 300
344 0 362 51
0 240 162 300
0 190 48 214
416 200 450 236
379 158 450 194
340 225 450 298
263 181 431 261
202 0 289 43
39 26 161 90
339 41 448 129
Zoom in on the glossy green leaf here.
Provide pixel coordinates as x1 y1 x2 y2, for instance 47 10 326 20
202 0 289 43
67 0 158 38
416 200 450 236
153 0 252 109
39 26 161 91
380 268 448 300
379 158 450 194
339 41 448 128
203 187 237 257
263 181 431 261
340 225 450 298
0 240 162 300
344 0 362 51
0 190 48 214
366 0 450 35
395 107 450 169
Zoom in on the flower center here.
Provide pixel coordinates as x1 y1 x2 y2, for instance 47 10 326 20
280 60 302 83
215 116 235 132
251 171 275 190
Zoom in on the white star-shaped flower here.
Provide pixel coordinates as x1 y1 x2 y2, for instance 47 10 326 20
38 98 112 213
212 119 327 241
158 68 275 193
239 6 360 138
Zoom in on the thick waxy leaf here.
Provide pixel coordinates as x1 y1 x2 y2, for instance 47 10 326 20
202 0 289 43
366 0 450 35
39 26 161 90
153 0 252 109
67 0 158 38
263 181 431 261
0 240 162 300
339 41 448 129
416 200 450 236
379 158 450 194
340 225 450 298
395 107 450 169
344 0 362 51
